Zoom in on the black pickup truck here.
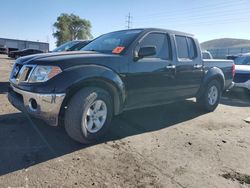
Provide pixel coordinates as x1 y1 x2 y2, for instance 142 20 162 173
8 28 235 143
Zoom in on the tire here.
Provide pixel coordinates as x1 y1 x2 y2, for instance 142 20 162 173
197 80 221 112
64 87 113 144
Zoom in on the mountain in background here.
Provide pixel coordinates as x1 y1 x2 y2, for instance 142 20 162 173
201 38 250 49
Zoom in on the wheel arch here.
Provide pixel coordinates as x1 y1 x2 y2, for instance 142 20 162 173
58 77 125 125
197 67 225 98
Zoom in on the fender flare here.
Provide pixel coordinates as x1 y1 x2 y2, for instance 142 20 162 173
196 67 225 98
61 65 126 115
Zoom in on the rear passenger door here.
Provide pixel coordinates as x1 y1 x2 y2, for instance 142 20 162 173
174 35 203 98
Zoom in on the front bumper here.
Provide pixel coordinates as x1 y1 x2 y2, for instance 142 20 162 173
8 85 65 126
234 79 250 90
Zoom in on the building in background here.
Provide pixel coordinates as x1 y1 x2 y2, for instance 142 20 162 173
0 38 49 52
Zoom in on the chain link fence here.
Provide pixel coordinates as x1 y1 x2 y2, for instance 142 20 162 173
207 47 250 59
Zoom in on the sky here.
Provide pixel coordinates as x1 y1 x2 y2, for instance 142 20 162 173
0 0 250 50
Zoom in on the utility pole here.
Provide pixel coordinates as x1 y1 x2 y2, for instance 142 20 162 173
126 12 132 29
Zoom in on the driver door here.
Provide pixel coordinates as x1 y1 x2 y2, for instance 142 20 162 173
125 32 177 109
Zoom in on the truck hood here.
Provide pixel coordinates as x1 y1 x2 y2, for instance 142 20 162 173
235 65 250 74
15 51 120 67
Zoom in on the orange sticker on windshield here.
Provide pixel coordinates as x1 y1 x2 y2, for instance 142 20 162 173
112 46 125 54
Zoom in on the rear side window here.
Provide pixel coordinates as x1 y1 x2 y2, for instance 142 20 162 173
175 36 189 59
138 33 171 60
176 35 197 60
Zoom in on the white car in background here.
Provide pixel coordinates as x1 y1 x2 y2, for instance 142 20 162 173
202 50 213 59
233 53 250 94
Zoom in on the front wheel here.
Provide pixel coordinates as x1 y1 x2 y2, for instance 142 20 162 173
64 87 113 144
197 80 221 112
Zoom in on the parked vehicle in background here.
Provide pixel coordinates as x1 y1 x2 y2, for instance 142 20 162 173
0 47 8 54
233 53 250 94
70 40 92 51
8 49 44 59
52 40 91 52
8 28 235 144
226 54 240 60
7 48 19 56
202 50 213 59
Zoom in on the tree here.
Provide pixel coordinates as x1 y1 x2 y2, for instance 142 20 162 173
53 13 92 46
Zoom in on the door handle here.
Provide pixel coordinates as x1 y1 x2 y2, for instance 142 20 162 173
193 64 202 69
166 65 176 69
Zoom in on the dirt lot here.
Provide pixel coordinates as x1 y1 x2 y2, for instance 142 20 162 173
0 54 250 188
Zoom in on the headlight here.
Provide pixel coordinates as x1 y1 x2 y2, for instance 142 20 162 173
29 66 62 83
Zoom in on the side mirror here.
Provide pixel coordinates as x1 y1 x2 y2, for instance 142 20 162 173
138 46 156 59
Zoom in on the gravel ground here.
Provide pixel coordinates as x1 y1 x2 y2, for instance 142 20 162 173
0 54 250 188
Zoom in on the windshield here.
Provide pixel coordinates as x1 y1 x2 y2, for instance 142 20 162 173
52 41 80 52
81 29 143 54
234 56 250 65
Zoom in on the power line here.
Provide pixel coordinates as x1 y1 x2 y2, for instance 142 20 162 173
132 1 250 27
126 12 132 29
122 2 250 36
135 0 247 19
136 18 250 29
134 9 250 24
135 4 250 23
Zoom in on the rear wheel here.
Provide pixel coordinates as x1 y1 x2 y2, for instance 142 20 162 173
64 87 113 144
197 80 221 112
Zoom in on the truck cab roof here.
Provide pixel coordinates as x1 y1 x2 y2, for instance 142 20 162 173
113 28 194 37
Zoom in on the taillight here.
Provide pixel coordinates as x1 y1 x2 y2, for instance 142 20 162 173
232 63 236 78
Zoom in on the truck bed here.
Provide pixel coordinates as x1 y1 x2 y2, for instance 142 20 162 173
203 59 234 90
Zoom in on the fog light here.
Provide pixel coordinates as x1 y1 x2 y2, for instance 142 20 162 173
29 98 37 111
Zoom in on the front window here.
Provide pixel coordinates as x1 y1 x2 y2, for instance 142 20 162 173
234 56 250 65
81 29 143 54
136 32 172 60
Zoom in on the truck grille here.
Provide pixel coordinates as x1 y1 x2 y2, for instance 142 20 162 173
234 73 250 83
10 64 35 84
